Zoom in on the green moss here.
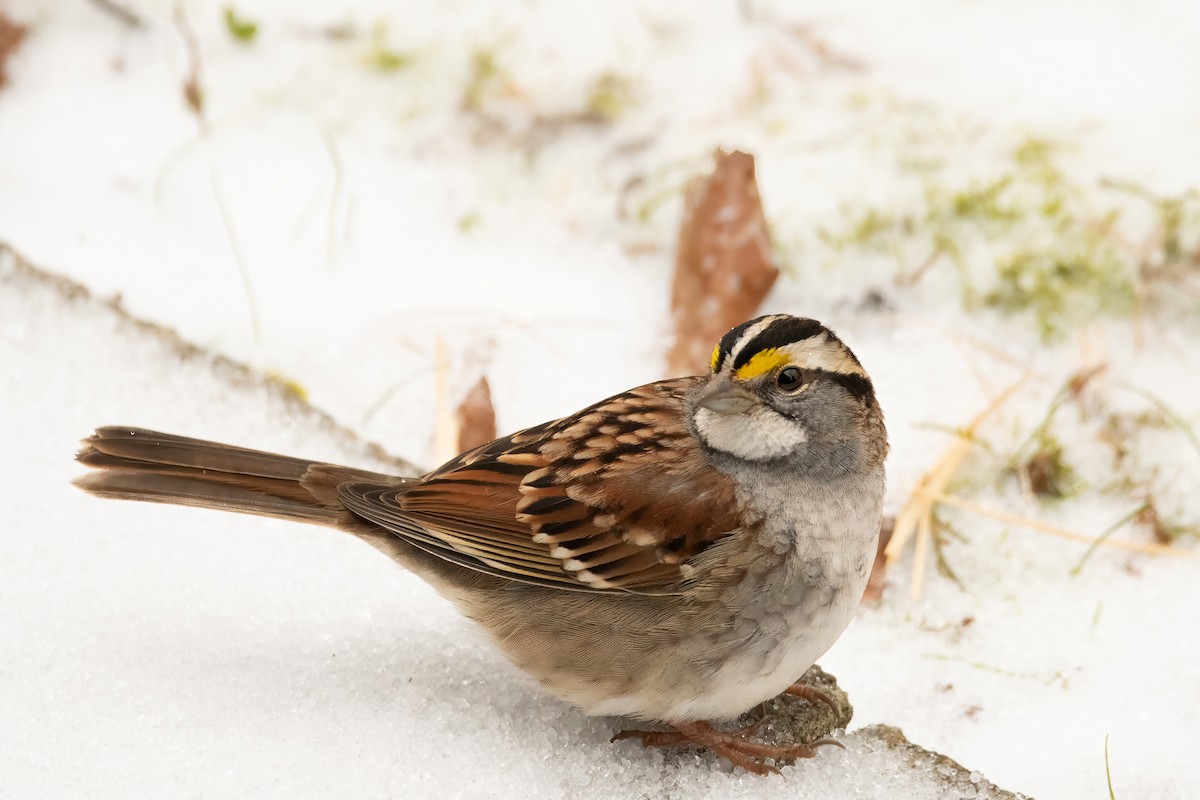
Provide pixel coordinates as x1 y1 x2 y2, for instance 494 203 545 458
820 134 1179 339
1105 180 1200 266
586 72 634 122
1006 376 1089 501
985 243 1134 341
1017 434 1081 499
367 22 412 73
462 48 501 111
1157 192 1199 264
456 212 481 232
223 7 258 43
822 207 898 249
940 175 1019 223
1109 183 1200 318
1013 136 1057 168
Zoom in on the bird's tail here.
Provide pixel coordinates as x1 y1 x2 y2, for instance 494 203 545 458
74 427 407 528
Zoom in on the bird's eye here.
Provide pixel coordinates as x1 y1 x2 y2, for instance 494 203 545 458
777 367 804 391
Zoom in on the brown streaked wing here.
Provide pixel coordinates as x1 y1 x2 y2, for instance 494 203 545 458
337 377 743 594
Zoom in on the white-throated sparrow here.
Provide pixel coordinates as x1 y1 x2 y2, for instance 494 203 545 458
74 314 887 774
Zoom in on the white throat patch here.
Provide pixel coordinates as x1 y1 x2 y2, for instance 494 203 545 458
693 405 807 461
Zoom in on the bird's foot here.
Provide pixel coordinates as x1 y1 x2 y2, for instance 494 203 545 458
611 719 843 776
784 682 841 713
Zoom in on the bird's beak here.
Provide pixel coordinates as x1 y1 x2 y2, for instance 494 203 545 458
696 376 756 414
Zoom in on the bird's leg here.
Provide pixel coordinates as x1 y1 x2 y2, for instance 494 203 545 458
610 705 771 750
610 728 694 748
611 719 843 775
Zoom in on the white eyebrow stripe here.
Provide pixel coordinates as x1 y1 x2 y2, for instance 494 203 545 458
725 315 788 371
780 336 869 378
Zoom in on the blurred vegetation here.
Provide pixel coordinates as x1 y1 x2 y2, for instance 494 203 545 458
223 7 258 43
585 72 635 123
462 47 502 112
821 137 1200 339
366 22 412 72
1001 373 1198 544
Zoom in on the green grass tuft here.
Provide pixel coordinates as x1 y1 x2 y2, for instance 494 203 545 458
223 7 258 43
1104 734 1117 800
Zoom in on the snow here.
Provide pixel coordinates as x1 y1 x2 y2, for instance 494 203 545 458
1 250 1029 799
2 1 1199 797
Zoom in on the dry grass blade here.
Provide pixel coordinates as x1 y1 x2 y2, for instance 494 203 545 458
923 491 1193 559
889 373 1195 600
432 336 456 465
210 170 261 343
323 131 346 268
886 376 1028 599
1105 734 1118 800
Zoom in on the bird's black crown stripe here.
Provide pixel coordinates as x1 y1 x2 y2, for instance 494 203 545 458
712 317 761 374
713 316 869 385
731 317 828 370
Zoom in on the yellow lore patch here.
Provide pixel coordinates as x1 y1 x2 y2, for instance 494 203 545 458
735 348 791 380
710 344 721 373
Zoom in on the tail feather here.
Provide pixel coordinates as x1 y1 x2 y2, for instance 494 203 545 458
73 470 344 524
74 427 408 528
80 426 317 480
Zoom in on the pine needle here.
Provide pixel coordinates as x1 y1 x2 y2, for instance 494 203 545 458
1070 502 1153 575
210 169 261 343
323 130 345 268
1105 734 1117 800
921 491 1193 559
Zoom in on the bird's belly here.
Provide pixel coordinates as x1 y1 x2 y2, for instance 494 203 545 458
584 556 866 722
496 476 883 723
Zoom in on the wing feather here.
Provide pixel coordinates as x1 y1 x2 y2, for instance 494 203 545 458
338 377 746 594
